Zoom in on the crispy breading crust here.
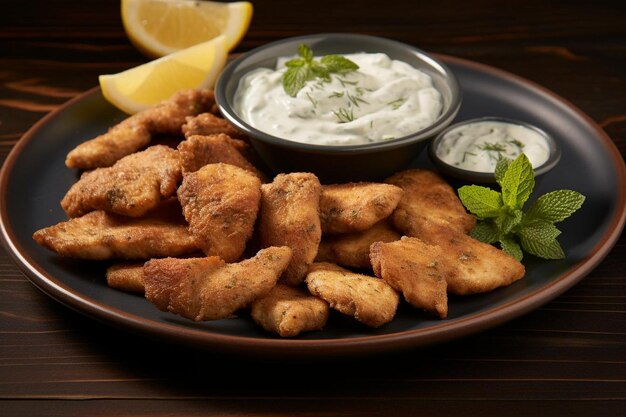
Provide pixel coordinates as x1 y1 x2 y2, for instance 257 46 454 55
405 219 526 295
306 262 399 327
319 182 403 234
386 169 476 235
182 112 247 140
61 145 182 218
177 163 261 262
177 134 265 180
65 89 215 170
106 262 145 293
259 173 322 286
316 219 401 268
33 199 197 260
143 246 292 321
251 284 329 337
370 237 448 318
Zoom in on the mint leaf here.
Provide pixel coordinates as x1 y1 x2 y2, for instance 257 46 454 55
282 44 359 97
518 221 565 259
501 153 535 209
494 157 511 186
525 190 585 224
520 235 565 259
458 185 503 218
285 59 305 68
320 55 360 73
499 236 523 261
283 65 312 97
298 44 313 62
470 221 500 243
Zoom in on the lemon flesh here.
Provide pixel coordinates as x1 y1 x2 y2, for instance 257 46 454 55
122 0 252 57
99 35 227 114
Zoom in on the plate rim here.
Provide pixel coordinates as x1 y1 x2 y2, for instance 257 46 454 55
1 54 625 357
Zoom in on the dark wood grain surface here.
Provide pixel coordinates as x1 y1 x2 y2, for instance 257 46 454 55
1 1 625 415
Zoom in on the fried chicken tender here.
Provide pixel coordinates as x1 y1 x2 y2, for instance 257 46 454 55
403 218 526 295
61 145 181 218
316 219 401 268
370 237 449 318
259 173 322 286
33 199 197 260
386 169 476 235
178 163 261 262
319 182 403 234
251 284 329 337
66 89 215 170
182 112 247 140
306 262 399 327
143 246 292 321
177 134 265 180
106 262 145 293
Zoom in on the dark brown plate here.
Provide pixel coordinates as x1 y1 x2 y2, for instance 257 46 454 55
1 56 624 357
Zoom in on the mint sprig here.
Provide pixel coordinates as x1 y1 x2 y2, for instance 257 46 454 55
458 154 585 261
282 44 359 97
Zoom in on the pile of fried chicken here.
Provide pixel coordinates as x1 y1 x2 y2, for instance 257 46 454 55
32 89 525 337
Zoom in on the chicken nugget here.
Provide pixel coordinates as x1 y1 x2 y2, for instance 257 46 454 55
177 163 261 262
144 246 292 321
386 169 475 235
316 219 401 268
106 262 145 293
320 182 403 234
259 173 322 285
305 262 399 327
406 219 526 295
251 284 329 337
33 199 197 260
66 89 215 170
182 112 247 140
61 145 181 218
177 134 265 180
370 237 449 318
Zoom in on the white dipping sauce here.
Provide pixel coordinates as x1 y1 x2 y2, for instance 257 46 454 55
436 121 550 172
234 53 443 145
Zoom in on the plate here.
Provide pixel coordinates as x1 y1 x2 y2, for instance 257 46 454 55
1 56 624 357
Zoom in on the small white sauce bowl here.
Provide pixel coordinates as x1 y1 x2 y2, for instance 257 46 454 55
428 117 561 183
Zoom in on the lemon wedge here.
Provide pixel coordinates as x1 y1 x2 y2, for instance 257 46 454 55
99 35 227 114
122 0 252 57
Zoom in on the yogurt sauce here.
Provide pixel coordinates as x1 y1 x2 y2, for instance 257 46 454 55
436 120 550 172
234 53 443 145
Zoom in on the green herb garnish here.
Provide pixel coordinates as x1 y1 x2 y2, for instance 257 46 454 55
458 153 585 261
282 44 359 97
387 98 406 110
333 107 355 123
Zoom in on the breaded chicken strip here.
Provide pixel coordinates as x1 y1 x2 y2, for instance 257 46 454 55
177 134 265 180
66 89 215 170
61 145 181 218
178 163 261 262
370 237 449 318
259 173 322 286
106 262 145 293
144 246 292 321
33 199 197 260
403 219 526 295
306 262 399 327
386 169 475 235
316 219 401 269
182 112 247 140
251 284 329 337
320 182 403 234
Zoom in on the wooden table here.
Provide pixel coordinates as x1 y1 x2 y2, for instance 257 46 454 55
1 1 625 415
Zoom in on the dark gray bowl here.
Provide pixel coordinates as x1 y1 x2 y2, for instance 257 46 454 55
215 33 461 182
428 117 561 184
